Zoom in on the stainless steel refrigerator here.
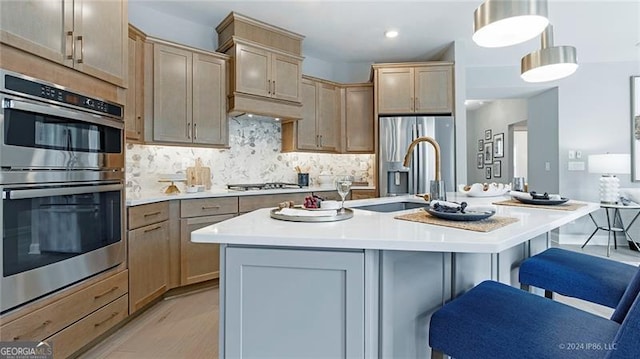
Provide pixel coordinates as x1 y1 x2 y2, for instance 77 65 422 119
379 116 455 196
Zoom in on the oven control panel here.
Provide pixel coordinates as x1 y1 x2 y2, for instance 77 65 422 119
3 73 122 119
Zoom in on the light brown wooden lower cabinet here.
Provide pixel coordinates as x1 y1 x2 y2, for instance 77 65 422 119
0 270 128 358
128 220 169 313
47 295 129 359
0 270 128 342
180 214 235 285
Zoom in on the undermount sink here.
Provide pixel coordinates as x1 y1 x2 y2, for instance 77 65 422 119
353 201 428 213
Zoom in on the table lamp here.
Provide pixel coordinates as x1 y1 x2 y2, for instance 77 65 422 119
588 154 631 204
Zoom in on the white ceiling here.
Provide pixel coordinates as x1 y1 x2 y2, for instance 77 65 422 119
131 0 640 68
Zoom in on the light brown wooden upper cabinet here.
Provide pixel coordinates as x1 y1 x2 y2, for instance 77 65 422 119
147 39 229 146
282 77 339 152
125 25 145 142
374 63 453 115
0 0 127 87
235 42 302 103
216 12 304 120
343 84 374 153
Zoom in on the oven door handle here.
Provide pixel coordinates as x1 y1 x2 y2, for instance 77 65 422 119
2 97 124 130
5 184 123 199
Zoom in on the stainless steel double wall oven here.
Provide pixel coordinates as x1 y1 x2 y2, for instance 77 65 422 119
0 69 125 313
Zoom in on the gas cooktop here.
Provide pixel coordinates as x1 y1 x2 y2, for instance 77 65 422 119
226 182 302 191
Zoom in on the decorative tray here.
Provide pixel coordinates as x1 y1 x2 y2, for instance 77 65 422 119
270 208 354 222
513 197 569 205
426 208 495 221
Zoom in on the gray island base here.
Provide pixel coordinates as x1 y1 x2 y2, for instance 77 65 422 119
192 195 598 358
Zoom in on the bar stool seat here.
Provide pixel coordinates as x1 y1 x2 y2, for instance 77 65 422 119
429 280 624 359
519 248 637 308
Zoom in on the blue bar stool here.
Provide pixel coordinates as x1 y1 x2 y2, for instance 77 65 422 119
519 247 637 308
429 268 640 359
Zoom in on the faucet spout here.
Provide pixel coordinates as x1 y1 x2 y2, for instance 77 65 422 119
402 136 442 181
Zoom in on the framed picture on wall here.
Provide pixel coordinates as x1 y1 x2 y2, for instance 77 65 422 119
478 139 484 152
485 166 492 179
477 153 484 169
485 129 492 140
484 142 493 164
493 133 504 158
493 160 502 178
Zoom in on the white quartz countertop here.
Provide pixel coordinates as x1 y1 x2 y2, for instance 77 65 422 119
126 186 349 206
191 194 599 253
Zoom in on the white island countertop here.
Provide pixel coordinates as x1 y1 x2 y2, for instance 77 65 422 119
191 194 599 254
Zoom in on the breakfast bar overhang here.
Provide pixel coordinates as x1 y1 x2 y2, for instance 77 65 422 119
192 194 599 359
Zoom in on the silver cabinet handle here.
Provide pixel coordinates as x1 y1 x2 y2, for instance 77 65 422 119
187 123 191 139
194 123 197 140
268 79 271 94
144 225 163 233
272 80 276 95
202 205 221 210
76 35 84 64
66 31 74 60
143 211 161 217
319 135 323 148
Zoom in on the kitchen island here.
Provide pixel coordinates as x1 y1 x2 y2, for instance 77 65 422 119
192 194 598 359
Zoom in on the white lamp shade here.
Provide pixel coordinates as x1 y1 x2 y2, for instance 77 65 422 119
473 0 549 48
520 46 578 82
588 154 631 174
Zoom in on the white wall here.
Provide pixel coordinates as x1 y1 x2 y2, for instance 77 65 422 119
466 99 528 184
129 2 216 51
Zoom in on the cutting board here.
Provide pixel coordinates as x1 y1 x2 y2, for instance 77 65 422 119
186 158 212 189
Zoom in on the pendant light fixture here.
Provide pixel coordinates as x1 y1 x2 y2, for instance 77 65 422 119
521 25 578 82
473 0 549 48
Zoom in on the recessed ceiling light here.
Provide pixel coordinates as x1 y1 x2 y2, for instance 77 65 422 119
385 30 399 38
274 118 280 121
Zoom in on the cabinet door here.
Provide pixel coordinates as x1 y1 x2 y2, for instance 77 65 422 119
0 0 69 66
225 247 365 358
345 86 374 152
180 214 234 286
318 82 339 151
271 53 302 102
235 43 270 98
377 67 414 114
128 221 169 313
125 32 144 142
414 65 453 114
153 44 192 143
296 79 319 150
193 53 228 146
72 0 127 87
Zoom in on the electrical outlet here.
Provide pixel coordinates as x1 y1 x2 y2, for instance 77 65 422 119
545 162 551 171
568 150 575 159
576 150 582 159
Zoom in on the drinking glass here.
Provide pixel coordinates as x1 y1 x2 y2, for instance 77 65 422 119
335 175 353 213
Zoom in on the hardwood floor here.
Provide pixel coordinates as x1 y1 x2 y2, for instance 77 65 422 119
79 244 639 358
79 287 218 359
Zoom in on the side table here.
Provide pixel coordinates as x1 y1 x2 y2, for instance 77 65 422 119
581 203 640 257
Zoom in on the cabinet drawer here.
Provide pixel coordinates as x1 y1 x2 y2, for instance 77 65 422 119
47 294 128 359
128 202 170 230
351 189 376 200
181 197 238 218
239 193 307 213
0 270 128 342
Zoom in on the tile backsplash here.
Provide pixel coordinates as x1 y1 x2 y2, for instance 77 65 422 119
126 118 375 193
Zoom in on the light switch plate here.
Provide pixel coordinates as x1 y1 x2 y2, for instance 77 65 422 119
568 161 585 171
